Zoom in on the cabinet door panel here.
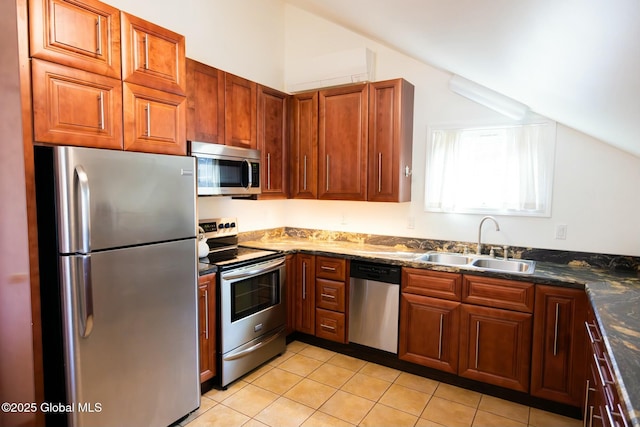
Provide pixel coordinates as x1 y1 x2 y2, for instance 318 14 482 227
368 79 413 202
123 82 186 155
121 12 185 95
459 304 532 392
399 293 460 374
29 0 122 77
531 285 586 405
462 275 534 313
319 84 368 200
290 92 318 198
258 85 288 198
225 73 257 149
186 59 224 143
295 254 315 335
32 59 123 149
198 273 216 383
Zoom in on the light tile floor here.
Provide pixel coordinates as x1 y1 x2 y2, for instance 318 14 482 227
180 341 582 427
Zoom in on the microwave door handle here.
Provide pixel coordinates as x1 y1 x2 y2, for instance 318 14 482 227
242 159 252 190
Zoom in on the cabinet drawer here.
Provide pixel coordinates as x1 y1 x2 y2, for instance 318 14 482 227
462 275 534 313
316 256 346 281
402 268 461 301
316 278 345 312
315 308 346 343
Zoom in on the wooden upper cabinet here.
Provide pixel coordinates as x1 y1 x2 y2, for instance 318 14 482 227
186 59 225 144
290 91 318 199
530 285 587 406
122 82 186 155
120 11 186 95
318 84 368 200
368 79 414 202
31 58 123 149
224 73 257 149
258 85 289 199
29 0 122 78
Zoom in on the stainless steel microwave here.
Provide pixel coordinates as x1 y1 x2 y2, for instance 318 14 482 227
190 142 261 196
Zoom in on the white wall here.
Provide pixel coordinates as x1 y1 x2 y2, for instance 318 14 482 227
106 0 286 90
108 1 640 257
279 5 640 257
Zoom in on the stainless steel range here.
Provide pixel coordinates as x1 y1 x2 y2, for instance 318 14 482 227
199 218 286 389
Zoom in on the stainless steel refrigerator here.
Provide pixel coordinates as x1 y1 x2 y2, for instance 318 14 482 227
35 146 200 427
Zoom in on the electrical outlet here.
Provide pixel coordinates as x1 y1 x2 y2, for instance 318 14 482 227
555 224 568 240
407 216 415 229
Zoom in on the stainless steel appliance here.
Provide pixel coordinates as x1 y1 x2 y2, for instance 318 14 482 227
190 142 261 197
349 260 401 354
198 218 286 388
34 146 200 427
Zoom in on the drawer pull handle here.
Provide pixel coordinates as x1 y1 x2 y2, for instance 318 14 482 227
204 289 209 340
303 155 307 191
302 261 307 300
96 17 102 55
438 313 444 360
98 92 105 130
553 303 560 356
321 293 336 300
475 321 480 369
144 33 149 69
321 266 337 272
321 324 336 331
585 321 601 344
378 152 382 193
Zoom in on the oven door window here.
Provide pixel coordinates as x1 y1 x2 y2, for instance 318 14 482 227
231 270 280 322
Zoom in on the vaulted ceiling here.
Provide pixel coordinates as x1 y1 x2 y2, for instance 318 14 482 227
284 0 640 157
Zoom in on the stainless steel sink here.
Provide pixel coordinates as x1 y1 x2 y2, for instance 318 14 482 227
414 251 536 274
416 252 475 265
471 258 536 274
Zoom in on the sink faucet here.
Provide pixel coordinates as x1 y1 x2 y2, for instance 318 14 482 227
477 216 500 255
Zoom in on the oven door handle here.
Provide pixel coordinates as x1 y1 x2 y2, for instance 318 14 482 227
223 327 285 361
222 257 285 281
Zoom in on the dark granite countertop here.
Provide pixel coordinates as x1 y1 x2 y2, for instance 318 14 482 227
240 236 640 427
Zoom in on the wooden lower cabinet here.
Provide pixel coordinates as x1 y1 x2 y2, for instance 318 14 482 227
123 82 187 155
531 285 587 406
584 305 630 427
294 254 315 335
198 273 216 383
459 304 532 392
399 293 460 374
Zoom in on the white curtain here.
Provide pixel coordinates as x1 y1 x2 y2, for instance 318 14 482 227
425 124 553 216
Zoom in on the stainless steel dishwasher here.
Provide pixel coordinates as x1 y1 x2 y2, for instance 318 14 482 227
349 260 401 354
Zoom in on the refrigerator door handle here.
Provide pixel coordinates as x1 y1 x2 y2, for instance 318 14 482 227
78 255 94 338
75 165 91 253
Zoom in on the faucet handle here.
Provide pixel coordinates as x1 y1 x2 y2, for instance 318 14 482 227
503 245 509 260
489 247 500 258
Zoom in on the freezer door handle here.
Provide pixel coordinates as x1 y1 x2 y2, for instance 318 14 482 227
75 165 91 253
78 255 94 338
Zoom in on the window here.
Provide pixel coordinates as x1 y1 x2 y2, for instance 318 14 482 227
425 122 556 217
